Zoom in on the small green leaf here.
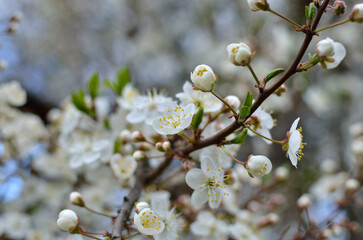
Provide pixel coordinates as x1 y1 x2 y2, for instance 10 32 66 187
264 68 285 84
239 92 253 119
104 118 111 130
116 67 131 95
104 79 114 90
113 138 122 153
71 90 91 115
88 72 99 100
248 171 254 178
230 129 248 144
192 107 204 131
305 2 317 20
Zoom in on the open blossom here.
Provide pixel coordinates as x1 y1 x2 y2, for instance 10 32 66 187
190 211 228 240
176 81 222 113
246 155 272 177
185 155 229 209
126 89 176 125
110 153 137 180
247 106 274 144
349 4 363 23
283 117 304 168
0 81 27 106
190 64 217 92
226 42 252 66
230 222 260 240
133 208 165 236
57 209 79 232
316 38 346 69
152 103 195 135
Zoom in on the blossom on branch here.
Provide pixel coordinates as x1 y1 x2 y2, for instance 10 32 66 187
57 209 79 232
226 42 252 66
316 38 346 69
133 208 165 236
283 118 305 168
190 64 217 92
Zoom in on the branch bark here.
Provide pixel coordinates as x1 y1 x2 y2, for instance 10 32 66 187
110 1 331 239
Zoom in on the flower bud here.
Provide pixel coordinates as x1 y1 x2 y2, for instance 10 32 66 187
226 42 252 66
135 202 150 214
131 130 145 142
316 38 334 58
224 95 241 111
297 193 313 209
332 0 346 16
258 213 279 227
190 64 217 92
7 23 18 33
138 142 153 151
69 192 85 207
10 12 22 22
345 178 360 194
162 141 171 152
275 166 289 181
247 0 269 11
246 155 272 177
133 150 147 162
155 142 164 152
349 4 363 23
57 209 79 232
118 129 131 143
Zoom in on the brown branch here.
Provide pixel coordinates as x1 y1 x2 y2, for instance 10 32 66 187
110 1 331 239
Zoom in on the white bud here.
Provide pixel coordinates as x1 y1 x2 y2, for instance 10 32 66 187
227 42 252 66
224 95 241 110
155 142 164 151
321 229 333 239
246 155 272 177
162 141 171 152
345 178 360 193
275 166 289 181
69 192 85 207
135 202 150 214
190 64 217 92
351 138 363 156
320 159 338 174
297 193 313 209
349 122 363 138
56 209 79 232
316 38 334 58
119 130 131 143
131 130 144 142
247 0 269 11
350 4 363 23
133 150 147 162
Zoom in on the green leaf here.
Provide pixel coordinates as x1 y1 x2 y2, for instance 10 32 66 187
192 107 204 131
104 118 111 130
264 68 285 84
88 72 99 100
248 171 254 178
116 67 130 95
71 90 91 115
113 138 122 153
230 129 248 144
305 2 317 20
239 92 253 119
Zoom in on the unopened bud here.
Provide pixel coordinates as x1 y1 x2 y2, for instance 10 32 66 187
320 159 338 174
10 12 22 22
332 0 346 16
258 213 279 227
155 142 164 152
135 202 150 214
224 95 241 111
190 64 217 92
118 130 131 143
226 42 252 66
131 131 145 142
247 0 269 11
162 141 171 152
138 142 153 151
275 166 289 181
349 4 363 23
70 192 85 207
246 155 272 177
297 193 313 209
345 178 360 194
133 150 147 162
320 229 333 239
57 209 79 232
274 84 287 96
7 23 18 33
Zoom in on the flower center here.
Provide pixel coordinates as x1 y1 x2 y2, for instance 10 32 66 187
196 68 207 76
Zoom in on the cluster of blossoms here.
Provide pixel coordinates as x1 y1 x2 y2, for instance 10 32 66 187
1 1 363 240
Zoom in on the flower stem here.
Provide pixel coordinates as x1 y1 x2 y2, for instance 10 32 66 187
79 231 103 240
246 64 260 86
220 145 246 166
211 91 237 115
122 232 139 239
315 18 349 33
244 125 283 145
268 9 302 28
181 133 194 143
84 205 115 218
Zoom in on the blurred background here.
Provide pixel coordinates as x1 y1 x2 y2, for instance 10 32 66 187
0 0 363 239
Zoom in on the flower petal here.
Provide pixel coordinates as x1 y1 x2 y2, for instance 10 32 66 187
289 117 300 132
191 189 209 207
185 168 207 189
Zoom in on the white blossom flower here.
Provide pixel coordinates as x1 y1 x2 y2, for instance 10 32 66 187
316 38 346 69
126 89 176 125
57 209 79 232
247 0 269 11
226 42 252 66
190 64 217 92
110 153 137 179
185 155 229 209
176 81 222 113
152 103 195 135
230 222 260 240
2 212 32 239
133 208 165 236
247 106 274 144
349 4 363 23
224 95 241 111
190 211 228 240
0 81 27 106
284 117 304 168
246 155 272 177
117 84 140 110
